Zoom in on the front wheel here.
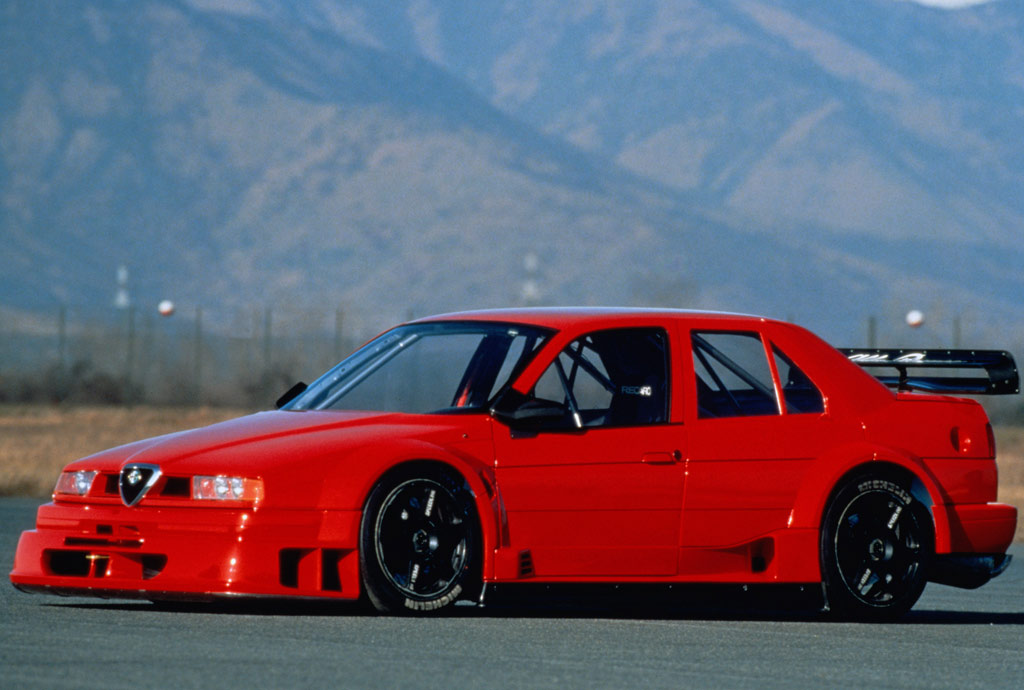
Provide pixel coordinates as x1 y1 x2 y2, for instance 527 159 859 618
820 474 933 620
360 468 479 614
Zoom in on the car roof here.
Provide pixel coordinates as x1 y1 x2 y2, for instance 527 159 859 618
413 307 769 330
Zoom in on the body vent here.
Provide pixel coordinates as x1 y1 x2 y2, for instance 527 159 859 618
279 548 346 592
518 550 534 578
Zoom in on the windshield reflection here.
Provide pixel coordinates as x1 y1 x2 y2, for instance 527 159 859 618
284 322 550 414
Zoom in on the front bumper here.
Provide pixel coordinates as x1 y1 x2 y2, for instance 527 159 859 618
9 501 362 601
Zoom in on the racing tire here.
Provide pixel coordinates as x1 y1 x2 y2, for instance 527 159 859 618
359 467 480 614
820 473 933 621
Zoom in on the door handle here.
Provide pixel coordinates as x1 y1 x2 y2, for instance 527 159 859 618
642 451 680 465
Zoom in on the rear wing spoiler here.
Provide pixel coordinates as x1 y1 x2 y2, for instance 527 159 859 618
839 349 1020 395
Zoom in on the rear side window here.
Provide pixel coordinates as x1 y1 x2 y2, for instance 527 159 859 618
773 347 824 414
692 331 779 418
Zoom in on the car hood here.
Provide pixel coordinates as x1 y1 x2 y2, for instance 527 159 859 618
70 409 477 473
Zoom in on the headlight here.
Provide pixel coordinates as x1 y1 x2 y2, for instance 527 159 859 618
192 476 264 504
54 470 98 496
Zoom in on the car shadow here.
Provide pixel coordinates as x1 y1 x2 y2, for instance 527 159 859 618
41 583 1024 624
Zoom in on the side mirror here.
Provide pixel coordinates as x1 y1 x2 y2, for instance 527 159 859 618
490 389 570 431
275 381 307 409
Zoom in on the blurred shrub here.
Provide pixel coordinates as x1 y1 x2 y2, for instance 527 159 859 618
0 360 141 405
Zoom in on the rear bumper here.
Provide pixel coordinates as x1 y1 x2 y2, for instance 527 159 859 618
929 553 1012 590
9 501 362 601
937 502 1017 554
928 501 1015 589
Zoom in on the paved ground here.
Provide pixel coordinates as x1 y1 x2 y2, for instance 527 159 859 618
2 497 1022 689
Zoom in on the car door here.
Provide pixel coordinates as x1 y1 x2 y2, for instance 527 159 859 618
681 328 831 557
492 326 686 577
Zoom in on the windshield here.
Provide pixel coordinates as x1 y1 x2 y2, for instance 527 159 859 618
284 321 551 413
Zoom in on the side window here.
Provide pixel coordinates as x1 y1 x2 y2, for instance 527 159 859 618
533 327 669 428
692 331 779 418
772 347 825 414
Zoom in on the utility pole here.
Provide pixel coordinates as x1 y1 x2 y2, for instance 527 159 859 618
521 253 541 306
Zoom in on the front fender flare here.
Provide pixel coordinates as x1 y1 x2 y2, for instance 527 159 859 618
317 439 503 583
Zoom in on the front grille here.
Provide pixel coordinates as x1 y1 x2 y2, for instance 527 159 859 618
65 537 143 548
103 473 119 495
96 472 191 501
160 477 190 497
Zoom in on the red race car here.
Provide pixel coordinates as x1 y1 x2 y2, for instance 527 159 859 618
10 308 1019 619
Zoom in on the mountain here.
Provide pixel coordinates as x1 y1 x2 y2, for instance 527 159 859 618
1 0 1022 348
233 0 1024 324
255 0 1023 242
0 1 683 318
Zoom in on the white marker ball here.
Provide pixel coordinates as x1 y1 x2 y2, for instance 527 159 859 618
158 300 175 317
905 309 924 328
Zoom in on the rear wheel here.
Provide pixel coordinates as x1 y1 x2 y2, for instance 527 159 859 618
360 467 479 614
821 474 932 620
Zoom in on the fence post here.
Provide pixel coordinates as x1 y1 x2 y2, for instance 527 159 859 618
56 305 68 401
125 306 136 405
263 307 272 376
335 308 344 362
194 307 203 405
57 305 67 370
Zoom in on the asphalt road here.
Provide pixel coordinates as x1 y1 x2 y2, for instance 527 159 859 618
2 497 1022 689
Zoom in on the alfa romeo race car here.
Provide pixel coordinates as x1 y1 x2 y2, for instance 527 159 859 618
10 308 1019 619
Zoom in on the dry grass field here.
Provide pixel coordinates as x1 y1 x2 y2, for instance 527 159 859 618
1 405 1022 542
995 426 1024 542
0 405 249 496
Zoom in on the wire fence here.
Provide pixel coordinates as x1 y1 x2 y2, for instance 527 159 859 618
2 304 1022 423
0 305 376 408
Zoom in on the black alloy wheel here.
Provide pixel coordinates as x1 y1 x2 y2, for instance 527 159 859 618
821 474 932 620
360 468 479 614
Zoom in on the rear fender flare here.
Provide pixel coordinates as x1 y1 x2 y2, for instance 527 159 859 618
788 443 951 555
